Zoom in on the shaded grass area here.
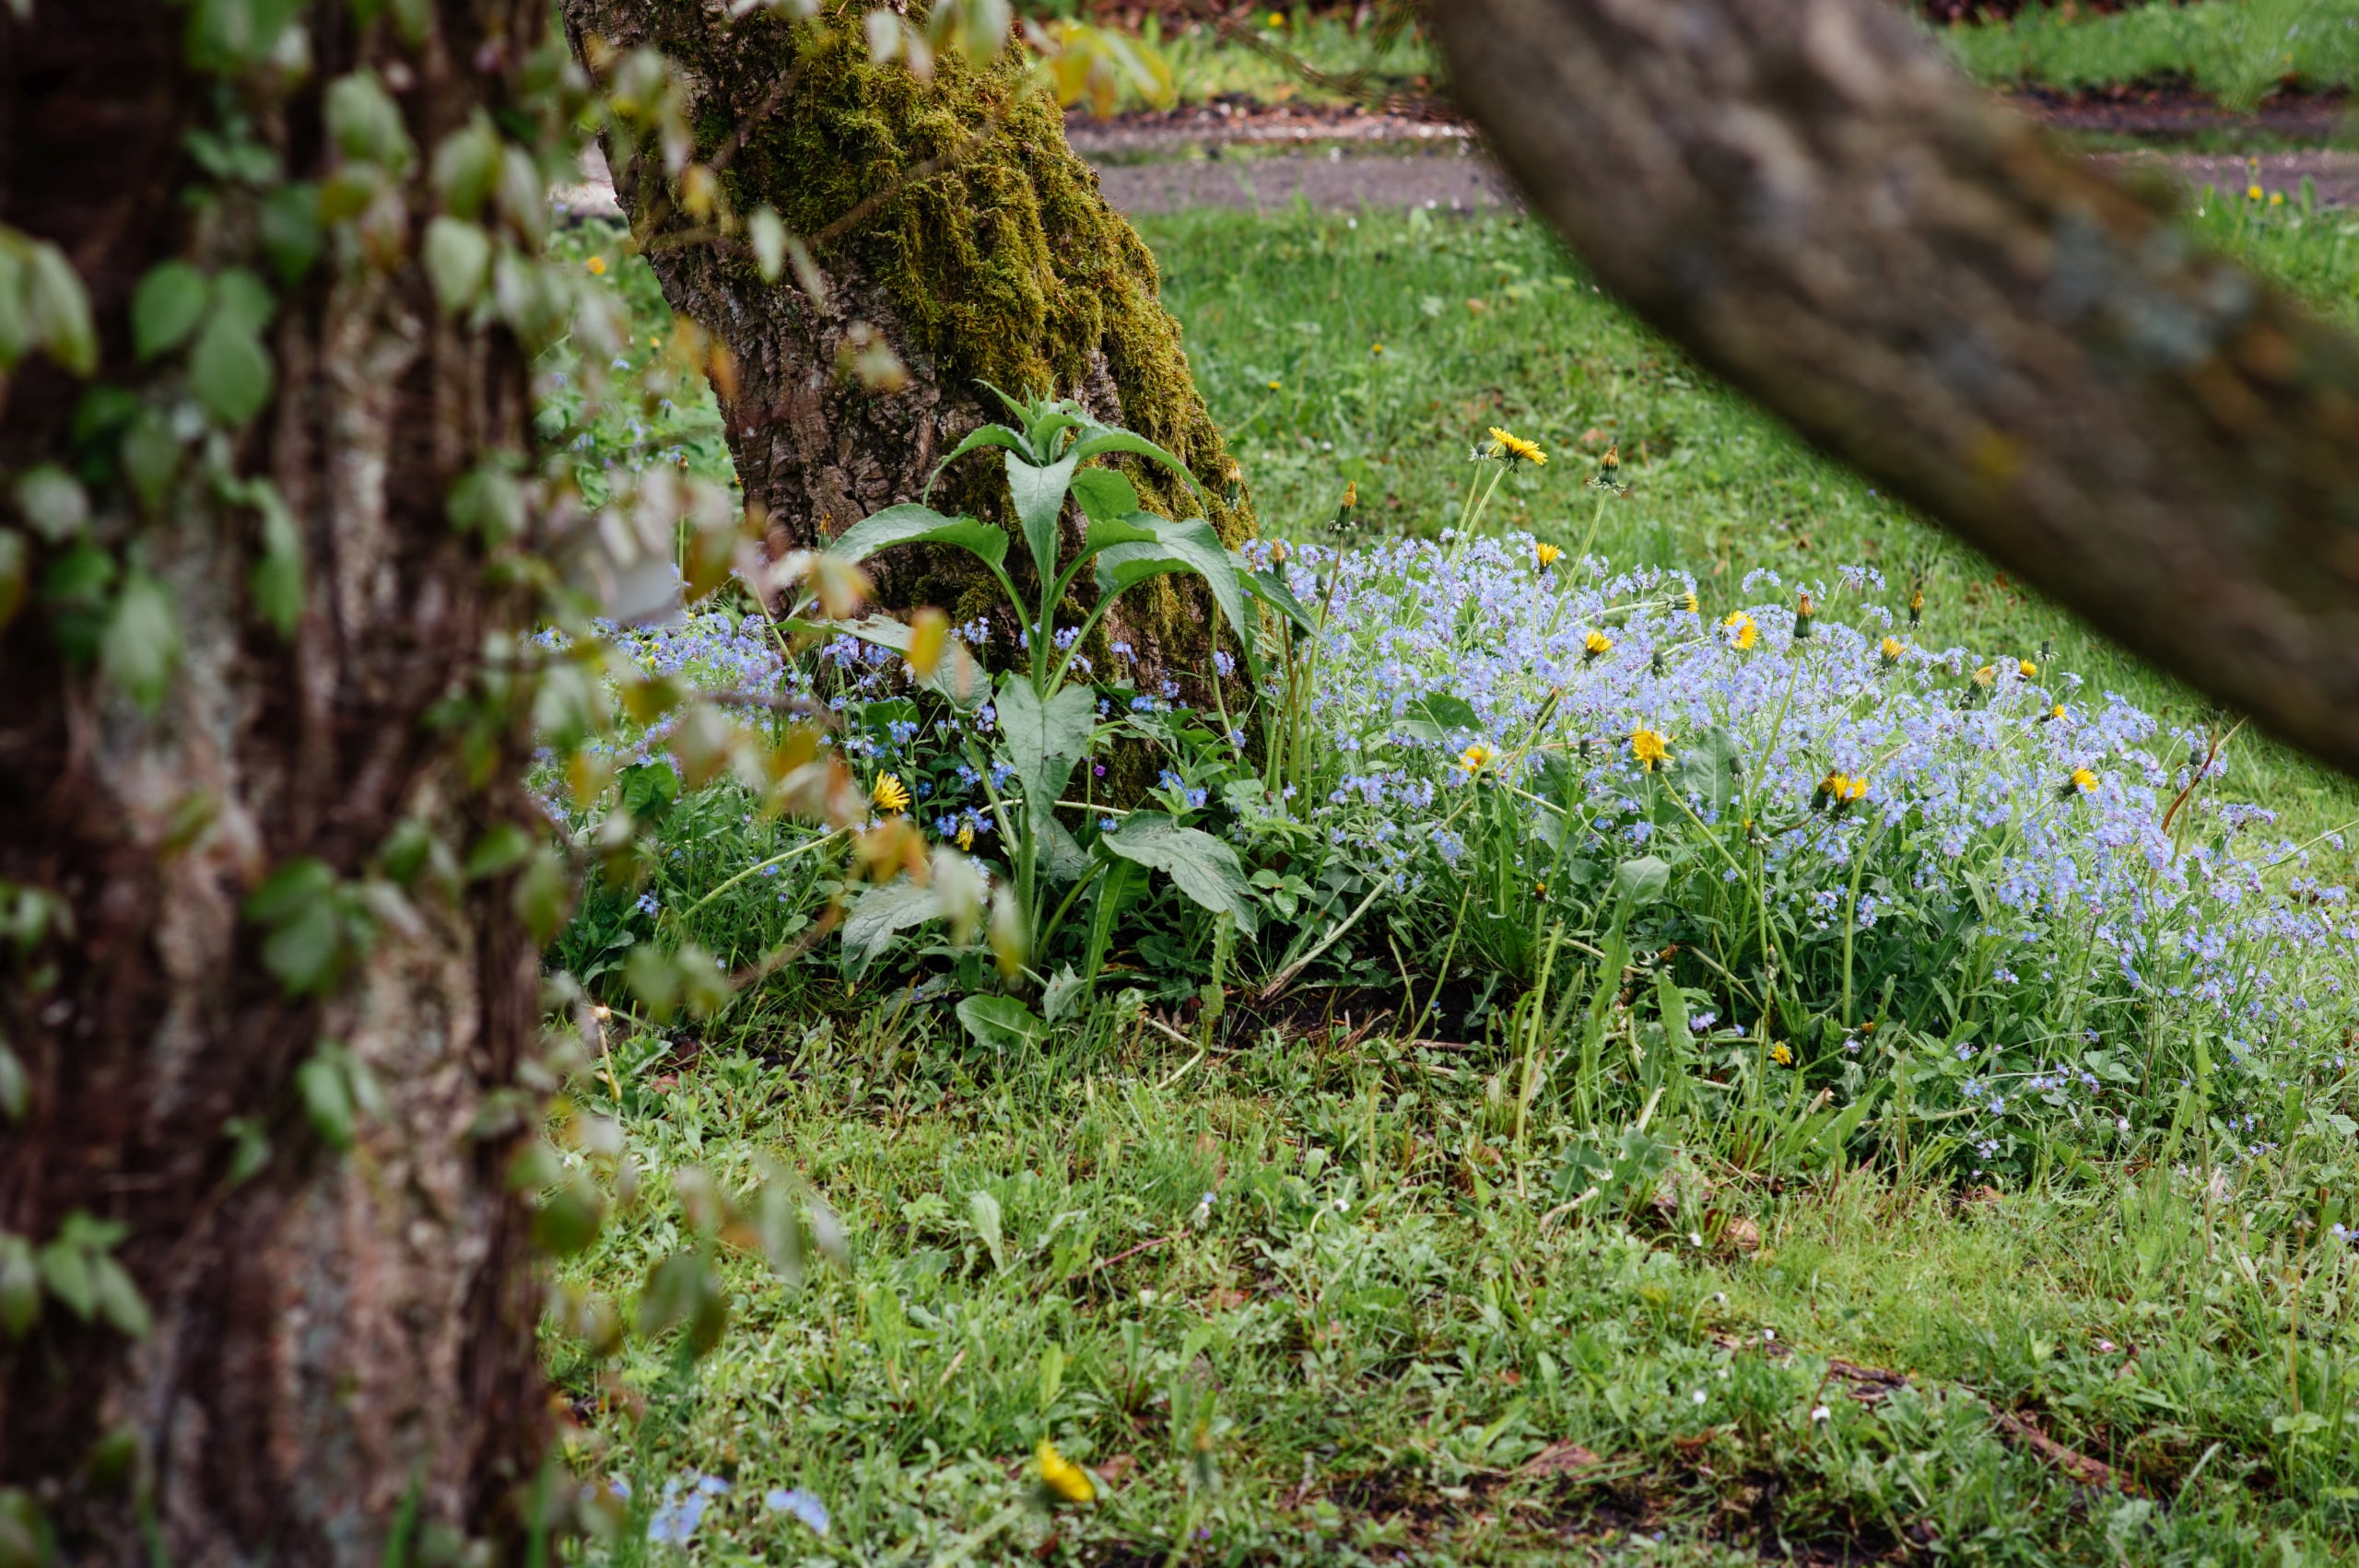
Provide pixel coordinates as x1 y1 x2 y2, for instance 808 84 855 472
1139 199 2359 848
554 1019 2359 1565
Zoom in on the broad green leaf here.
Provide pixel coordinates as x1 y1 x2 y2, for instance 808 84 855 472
1069 466 1139 523
1070 427 1204 497
1095 514 1250 649
258 182 323 285
1397 692 1482 746
1104 812 1258 934
1035 815 1090 883
185 0 301 71
101 573 181 711
827 503 1008 570
323 69 416 172
1670 726 1743 817
1244 565 1319 636
1613 855 1672 906
23 239 96 376
1005 451 1079 581
37 1239 93 1321
926 424 1027 494
534 1176 606 1258
430 118 501 220
965 1186 1009 1271
1041 965 1089 1024
188 314 273 425
639 1250 727 1356
248 480 304 636
993 676 1094 825
422 216 492 313
209 266 276 336
297 1052 356 1148
464 821 533 880
88 1255 151 1340
131 263 211 361
11 465 88 544
1081 516 1159 555
840 877 945 980
957 995 1049 1055
120 410 183 514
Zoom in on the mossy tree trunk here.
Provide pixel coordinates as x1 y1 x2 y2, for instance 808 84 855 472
558 2 1253 686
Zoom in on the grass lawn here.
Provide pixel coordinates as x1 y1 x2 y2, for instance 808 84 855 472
541 191 2359 1566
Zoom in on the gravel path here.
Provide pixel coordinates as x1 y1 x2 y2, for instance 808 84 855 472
553 100 2359 223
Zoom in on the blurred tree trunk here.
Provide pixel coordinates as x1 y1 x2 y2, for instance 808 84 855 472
0 3 549 1562
558 1 1253 685
1435 0 2359 777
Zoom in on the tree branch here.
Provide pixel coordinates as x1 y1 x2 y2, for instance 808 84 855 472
1432 0 2359 776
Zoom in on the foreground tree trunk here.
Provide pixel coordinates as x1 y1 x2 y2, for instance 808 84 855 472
0 4 549 1561
559 1 1253 682
1435 0 2359 775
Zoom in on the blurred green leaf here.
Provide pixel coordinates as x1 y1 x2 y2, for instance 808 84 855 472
188 314 273 425
100 572 181 712
131 263 210 361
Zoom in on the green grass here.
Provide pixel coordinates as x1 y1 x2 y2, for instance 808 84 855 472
552 1015 2359 1565
1139 199 2359 848
541 191 2359 1567
1940 0 2359 106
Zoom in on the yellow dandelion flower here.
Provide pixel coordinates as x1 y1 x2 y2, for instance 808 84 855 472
1534 542 1563 569
957 821 975 851
2018 658 2039 680
1972 665 1996 688
1681 590 1700 615
585 255 607 275
1880 636 1907 664
1722 611 1758 650
872 773 910 813
1770 1043 1793 1066
2248 183 2265 201
1832 773 1866 803
1370 342 1386 356
1630 727 1670 771
1583 629 1614 660
2070 767 2098 794
2048 704 2067 722
1459 743 1494 773
2270 191 2285 206
1486 426 1547 466
1038 1439 1096 1504
1266 379 1282 392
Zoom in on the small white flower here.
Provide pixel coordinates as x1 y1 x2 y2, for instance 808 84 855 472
1691 1389 1707 1405
1762 1328 1776 1341
1688 1232 1703 1248
1810 1405 1831 1422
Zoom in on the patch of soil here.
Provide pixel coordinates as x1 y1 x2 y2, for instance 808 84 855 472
2005 82 2352 138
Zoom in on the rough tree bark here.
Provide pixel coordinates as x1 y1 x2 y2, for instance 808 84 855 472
558 1 1254 682
1435 0 2359 776
0 4 549 1562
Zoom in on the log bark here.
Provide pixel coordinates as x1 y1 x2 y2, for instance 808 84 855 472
0 4 549 1562
1433 0 2359 776
558 2 1254 683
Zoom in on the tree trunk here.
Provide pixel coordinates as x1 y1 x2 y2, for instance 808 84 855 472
558 1 1254 685
1435 0 2359 777
0 5 550 1562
